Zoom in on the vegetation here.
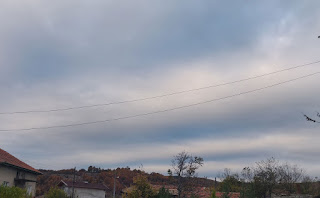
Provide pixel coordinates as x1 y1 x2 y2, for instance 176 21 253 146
156 187 172 198
218 157 320 197
124 175 156 198
45 187 68 198
36 166 214 197
210 188 217 198
169 151 204 198
35 156 320 198
0 185 31 198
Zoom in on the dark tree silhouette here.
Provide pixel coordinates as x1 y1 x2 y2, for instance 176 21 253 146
169 151 204 198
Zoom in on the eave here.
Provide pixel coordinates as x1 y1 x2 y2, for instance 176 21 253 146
0 162 42 175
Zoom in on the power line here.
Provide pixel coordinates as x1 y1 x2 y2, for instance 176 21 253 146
1 60 319 115
0 71 319 132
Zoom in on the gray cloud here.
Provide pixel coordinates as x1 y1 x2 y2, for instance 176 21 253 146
0 0 320 178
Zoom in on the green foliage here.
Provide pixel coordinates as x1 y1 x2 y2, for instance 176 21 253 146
210 189 217 198
0 185 31 198
219 175 241 193
156 187 171 198
125 175 156 198
239 182 255 198
45 187 68 198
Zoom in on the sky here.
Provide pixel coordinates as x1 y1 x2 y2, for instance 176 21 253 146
0 0 320 179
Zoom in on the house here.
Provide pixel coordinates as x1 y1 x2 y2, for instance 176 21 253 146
0 148 42 197
58 180 108 198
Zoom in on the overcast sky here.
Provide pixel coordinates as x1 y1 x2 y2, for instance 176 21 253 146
0 0 320 179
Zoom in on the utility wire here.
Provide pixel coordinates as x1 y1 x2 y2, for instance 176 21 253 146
0 71 319 132
1 60 320 115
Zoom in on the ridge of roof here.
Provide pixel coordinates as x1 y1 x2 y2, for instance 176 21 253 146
0 148 42 175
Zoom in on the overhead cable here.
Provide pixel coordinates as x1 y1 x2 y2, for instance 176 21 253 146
0 60 319 115
0 71 319 132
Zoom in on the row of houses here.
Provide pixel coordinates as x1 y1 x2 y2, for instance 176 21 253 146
0 147 238 198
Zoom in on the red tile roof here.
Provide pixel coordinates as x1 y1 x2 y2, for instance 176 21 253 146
0 148 41 174
58 180 108 191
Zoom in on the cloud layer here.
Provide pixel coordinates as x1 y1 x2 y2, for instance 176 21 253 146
0 0 320 178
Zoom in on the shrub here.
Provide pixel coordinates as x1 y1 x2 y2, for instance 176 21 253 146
45 187 69 198
0 185 31 198
210 189 217 198
156 187 171 198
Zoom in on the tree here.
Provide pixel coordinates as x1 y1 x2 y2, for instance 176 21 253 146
300 176 315 195
45 187 68 198
239 167 255 198
156 187 172 198
278 162 304 194
218 168 241 198
125 175 156 198
253 157 280 198
218 158 310 197
169 151 204 198
300 176 320 197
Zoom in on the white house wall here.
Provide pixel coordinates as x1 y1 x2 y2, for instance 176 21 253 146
0 165 16 187
63 186 106 198
0 165 37 197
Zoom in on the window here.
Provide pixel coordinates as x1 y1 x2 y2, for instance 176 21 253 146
2 181 9 186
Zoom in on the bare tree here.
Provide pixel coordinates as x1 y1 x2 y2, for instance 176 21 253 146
170 151 204 198
300 175 315 195
278 162 305 194
219 158 314 197
241 167 254 183
254 157 280 198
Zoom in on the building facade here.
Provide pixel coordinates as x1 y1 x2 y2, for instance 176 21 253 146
0 148 42 197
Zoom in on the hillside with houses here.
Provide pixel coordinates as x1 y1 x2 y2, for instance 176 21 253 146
36 167 215 197
2 147 320 198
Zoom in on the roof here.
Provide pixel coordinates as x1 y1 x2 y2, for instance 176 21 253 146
0 148 42 175
58 180 108 191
